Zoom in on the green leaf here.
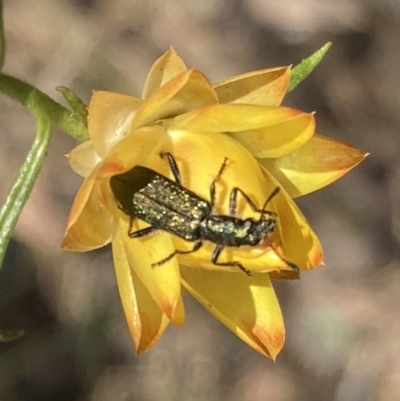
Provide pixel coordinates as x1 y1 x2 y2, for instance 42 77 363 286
0 328 24 342
288 42 332 93
57 86 88 125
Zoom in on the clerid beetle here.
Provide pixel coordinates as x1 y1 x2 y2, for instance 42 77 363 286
110 152 298 275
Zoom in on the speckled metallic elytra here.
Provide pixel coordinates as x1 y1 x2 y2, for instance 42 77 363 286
110 152 298 275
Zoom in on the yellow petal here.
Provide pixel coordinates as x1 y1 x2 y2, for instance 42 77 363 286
214 66 290 106
119 219 184 325
170 104 306 133
142 48 187 100
112 227 142 349
261 167 323 270
181 267 285 359
112 228 170 353
232 112 315 158
88 91 143 158
133 69 218 129
66 141 100 178
163 130 292 273
66 165 99 228
260 134 368 198
98 126 168 178
61 167 114 251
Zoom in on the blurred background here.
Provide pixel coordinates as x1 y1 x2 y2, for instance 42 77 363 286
0 0 399 400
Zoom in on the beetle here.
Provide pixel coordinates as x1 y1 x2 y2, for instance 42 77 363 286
110 152 298 274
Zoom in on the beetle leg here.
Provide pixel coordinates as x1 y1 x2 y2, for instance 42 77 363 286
230 187 278 217
160 152 182 184
285 260 300 272
128 219 158 238
275 252 300 273
267 242 300 273
152 241 203 267
211 244 252 276
209 158 228 209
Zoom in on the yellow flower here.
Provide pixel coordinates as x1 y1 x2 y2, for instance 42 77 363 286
61 49 366 359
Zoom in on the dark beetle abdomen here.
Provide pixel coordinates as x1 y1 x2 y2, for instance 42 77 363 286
110 165 211 241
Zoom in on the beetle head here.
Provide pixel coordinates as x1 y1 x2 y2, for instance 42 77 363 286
244 217 277 245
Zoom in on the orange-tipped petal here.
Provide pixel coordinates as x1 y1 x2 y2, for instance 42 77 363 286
61 166 114 251
112 228 170 353
142 48 187 100
132 69 218 129
260 134 368 198
88 91 143 158
66 140 100 178
262 167 324 270
232 112 315 158
181 267 285 359
214 66 290 106
61 190 113 251
137 298 181 354
119 219 184 326
170 104 306 133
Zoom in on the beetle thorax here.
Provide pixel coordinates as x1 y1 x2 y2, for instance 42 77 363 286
199 215 277 247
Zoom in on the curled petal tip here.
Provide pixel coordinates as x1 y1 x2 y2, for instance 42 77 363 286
251 324 285 360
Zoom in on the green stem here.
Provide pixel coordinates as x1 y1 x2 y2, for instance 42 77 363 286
0 0 4 71
0 74 88 141
0 117 51 267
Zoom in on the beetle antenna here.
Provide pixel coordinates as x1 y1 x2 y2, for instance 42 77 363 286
259 186 280 220
217 157 229 179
